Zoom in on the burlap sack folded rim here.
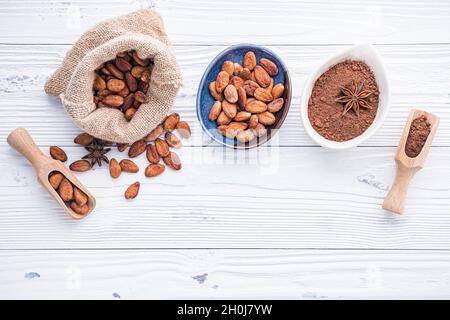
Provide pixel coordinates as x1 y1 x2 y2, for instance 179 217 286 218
57 33 182 143
44 9 183 144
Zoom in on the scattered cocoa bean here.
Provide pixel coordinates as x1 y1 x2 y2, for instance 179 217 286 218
163 151 182 170
74 133 93 146
207 51 285 144
124 181 140 199
49 146 67 162
176 121 191 138
145 163 165 177
119 159 139 173
165 132 182 149
128 140 147 158
109 158 122 178
155 138 170 157
69 160 91 172
146 144 160 164
163 113 180 132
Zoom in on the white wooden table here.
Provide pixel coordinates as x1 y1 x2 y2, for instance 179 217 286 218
1 0 450 299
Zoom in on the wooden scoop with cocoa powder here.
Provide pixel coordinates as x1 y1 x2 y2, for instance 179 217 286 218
7 128 96 219
383 109 439 214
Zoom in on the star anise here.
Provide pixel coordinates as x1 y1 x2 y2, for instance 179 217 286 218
82 139 111 167
336 80 374 116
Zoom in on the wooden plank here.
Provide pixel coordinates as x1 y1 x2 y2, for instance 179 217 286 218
1 249 450 299
0 0 450 45
1 44 450 147
1 145 450 249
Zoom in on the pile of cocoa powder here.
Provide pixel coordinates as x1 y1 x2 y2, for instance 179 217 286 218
308 60 380 142
405 115 431 158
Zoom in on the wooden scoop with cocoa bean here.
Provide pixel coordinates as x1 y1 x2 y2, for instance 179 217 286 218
7 128 96 219
383 109 439 214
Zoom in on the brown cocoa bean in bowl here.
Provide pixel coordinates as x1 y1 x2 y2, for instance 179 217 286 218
197 44 292 149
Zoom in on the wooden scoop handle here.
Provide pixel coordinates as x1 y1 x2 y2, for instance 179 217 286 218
7 128 51 170
382 160 419 214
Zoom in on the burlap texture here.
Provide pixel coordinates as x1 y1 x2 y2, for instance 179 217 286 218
44 9 182 143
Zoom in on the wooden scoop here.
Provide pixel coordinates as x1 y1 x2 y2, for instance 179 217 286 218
382 109 439 214
7 128 96 219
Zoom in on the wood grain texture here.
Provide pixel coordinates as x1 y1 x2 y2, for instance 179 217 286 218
1 249 450 299
2 0 450 299
2 145 450 249
0 0 450 45
0 44 450 147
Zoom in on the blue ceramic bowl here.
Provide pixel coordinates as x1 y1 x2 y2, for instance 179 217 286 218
196 44 292 149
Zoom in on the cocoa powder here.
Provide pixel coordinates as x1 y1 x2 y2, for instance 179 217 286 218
308 60 380 142
405 115 431 158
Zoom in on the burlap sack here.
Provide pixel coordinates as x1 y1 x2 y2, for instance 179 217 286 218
44 9 182 143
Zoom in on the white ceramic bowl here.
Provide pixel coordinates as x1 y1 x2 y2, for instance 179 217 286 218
300 44 390 149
